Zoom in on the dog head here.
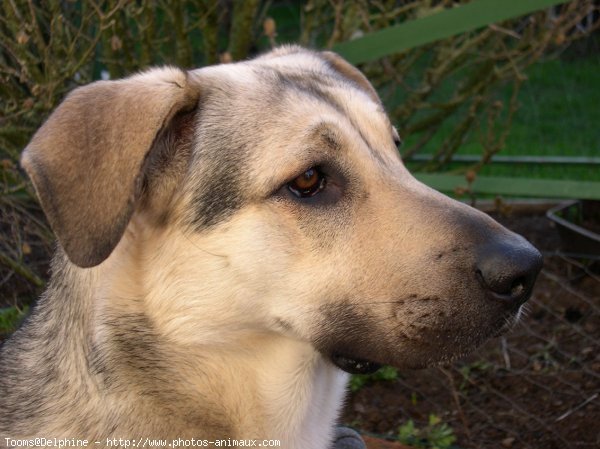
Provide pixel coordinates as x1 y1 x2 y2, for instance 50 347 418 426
22 46 542 373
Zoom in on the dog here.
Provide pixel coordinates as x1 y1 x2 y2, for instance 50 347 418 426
0 46 542 449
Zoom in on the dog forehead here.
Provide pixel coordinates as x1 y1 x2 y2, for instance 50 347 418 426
190 51 393 151
191 47 328 80
189 49 370 108
253 51 397 161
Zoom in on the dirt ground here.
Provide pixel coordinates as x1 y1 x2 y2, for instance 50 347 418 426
342 209 600 449
1 206 599 449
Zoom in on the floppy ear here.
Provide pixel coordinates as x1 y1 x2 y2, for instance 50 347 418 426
21 68 200 268
320 51 381 105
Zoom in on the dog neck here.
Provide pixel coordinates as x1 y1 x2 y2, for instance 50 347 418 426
92 225 351 447
1 229 349 448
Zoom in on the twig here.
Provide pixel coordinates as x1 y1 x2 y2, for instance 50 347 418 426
488 23 522 39
326 0 344 48
441 367 474 445
0 251 44 287
228 0 260 61
501 337 511 370
555 393 598 422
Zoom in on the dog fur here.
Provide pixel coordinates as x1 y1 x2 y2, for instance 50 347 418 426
0 46 541 448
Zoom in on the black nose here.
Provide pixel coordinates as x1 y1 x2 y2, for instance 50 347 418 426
476 237 542 304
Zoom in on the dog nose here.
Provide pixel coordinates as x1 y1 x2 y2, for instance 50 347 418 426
476 237 542 304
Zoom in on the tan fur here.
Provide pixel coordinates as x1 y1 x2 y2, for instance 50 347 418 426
0 46 540 449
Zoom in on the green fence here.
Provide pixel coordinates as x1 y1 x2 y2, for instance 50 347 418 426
333 0 599 200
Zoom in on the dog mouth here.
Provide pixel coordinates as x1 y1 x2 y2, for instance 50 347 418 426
492 307 524 337
327 310 522 373
330 352 382 375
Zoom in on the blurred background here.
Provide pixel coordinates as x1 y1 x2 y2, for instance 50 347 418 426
1 1 599 448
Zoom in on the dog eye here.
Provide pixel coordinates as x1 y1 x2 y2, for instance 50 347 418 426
287 167 326 198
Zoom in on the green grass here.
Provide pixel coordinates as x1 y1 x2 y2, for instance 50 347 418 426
504 58 600 158
398 415 457 449
350 365 399 392
0 305 29 336
404 56 600 181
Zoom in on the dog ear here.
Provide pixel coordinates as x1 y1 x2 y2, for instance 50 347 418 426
21 68 200 268
320 51 381 105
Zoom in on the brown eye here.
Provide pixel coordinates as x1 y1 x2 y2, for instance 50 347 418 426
287 167 326 198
